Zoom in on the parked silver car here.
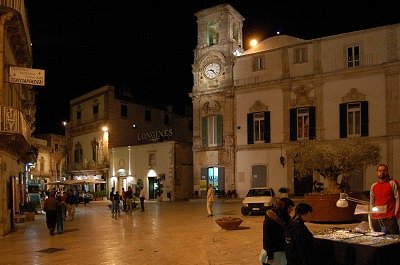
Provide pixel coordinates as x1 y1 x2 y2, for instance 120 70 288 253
241 187 276 215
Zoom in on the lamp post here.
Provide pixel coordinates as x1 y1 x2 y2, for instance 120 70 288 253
336 193 386 232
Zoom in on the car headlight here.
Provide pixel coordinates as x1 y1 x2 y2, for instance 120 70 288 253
243 203 248 207
264 202 271 207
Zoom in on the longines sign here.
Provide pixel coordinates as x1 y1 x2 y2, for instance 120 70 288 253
137 129 173 142
9 67 45 86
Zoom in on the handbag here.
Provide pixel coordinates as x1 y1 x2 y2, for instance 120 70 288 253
259 249 268 263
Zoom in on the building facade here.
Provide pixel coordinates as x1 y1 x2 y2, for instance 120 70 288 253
65 85 193 196
0 1 36 236
110 141 193 202
31 134 65 189
191 4 400 197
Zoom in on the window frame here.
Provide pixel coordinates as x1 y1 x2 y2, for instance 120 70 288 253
293 47 308 64
252 55 265 71
347 45 360 68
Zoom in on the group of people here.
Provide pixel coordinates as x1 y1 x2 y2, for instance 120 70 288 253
261 163 400 265
262 198 314 265
43 188 80 236
109 186 145 215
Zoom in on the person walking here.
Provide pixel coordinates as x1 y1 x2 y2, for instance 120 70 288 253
285 203 314 265
126 186 133 212
262 197 295 265
122 188 127 211
56 193 64 234
109 187 116 214
139 187 145 212
370 164 400 234
206 184 215 217
66 189 78 221
43 191 61 236
113 191 121 215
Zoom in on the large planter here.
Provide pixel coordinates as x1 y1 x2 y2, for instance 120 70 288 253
304 193 367 223
24 212 35 221
215 217 243 230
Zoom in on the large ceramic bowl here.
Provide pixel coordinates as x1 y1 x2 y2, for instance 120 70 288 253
215 217 243 230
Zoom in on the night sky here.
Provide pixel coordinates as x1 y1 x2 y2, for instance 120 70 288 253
25 0 399 134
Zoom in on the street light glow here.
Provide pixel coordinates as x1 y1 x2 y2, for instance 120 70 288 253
250 39 258 47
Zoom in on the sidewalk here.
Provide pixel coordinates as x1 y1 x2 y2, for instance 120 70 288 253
0 200 358 265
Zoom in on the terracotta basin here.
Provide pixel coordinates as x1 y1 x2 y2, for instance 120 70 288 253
304 193 367 223
215 217 243 230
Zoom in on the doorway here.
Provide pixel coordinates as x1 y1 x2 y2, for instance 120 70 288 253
251 165 267 188
148 177 157 199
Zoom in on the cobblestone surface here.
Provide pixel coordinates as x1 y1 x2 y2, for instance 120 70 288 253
0 199 359 265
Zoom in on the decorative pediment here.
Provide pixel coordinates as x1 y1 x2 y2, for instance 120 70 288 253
249 101 268 112
342 88 366 102
290 85 315 107
202 100 222 114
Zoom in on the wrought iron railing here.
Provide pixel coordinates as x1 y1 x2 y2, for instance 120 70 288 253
0 105 30 140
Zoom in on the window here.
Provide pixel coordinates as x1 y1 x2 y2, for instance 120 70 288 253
340 101 368 138
202 115 222 147
39 157 44 171
247 112 271 144
294 47 308 63
92 145 99 162
207 21 219 46
93 105 99 119
253 56 265 71
149 153 156 167
76 110 81 124
347 103 361 136
297 108 309 140
74 149 83 164
347 45 360 68
121 104 128 117
290 107 316 141
164 113 170 125
145 109 151 122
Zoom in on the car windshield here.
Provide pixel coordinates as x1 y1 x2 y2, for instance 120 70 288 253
246 189 272 197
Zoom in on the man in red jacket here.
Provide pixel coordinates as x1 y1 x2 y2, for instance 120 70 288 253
370 164 400 234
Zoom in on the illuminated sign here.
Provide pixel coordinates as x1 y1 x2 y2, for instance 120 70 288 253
137 129 173 142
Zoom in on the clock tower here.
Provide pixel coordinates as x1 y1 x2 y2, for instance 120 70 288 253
191 4 244 195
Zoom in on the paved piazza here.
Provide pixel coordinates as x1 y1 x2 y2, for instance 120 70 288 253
0 199 357 265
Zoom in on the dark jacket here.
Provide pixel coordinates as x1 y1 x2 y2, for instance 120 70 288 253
263 209 291 259
285 218 315 265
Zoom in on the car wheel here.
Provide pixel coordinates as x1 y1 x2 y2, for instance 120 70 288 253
241 207 249 216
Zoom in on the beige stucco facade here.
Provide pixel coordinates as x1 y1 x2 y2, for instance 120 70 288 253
192 4 400 198
0 1 36 236
110 141 193 201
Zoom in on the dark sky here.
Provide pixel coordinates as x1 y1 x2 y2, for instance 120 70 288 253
25 0 399 134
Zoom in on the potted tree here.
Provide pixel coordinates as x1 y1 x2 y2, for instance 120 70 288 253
292 138 380 222
278 187 289 198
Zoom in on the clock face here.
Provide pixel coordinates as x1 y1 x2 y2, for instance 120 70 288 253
204 63 221 79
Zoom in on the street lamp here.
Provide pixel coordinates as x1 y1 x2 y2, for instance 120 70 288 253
336 193 386 232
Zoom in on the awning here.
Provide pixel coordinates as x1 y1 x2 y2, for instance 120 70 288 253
46 179 106 186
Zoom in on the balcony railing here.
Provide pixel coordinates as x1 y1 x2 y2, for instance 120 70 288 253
0 0 32 51
0 105 30 141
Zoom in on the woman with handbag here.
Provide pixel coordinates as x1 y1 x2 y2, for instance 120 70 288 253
261 197 294 265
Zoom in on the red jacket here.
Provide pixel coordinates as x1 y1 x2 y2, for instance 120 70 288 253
370 178 400 219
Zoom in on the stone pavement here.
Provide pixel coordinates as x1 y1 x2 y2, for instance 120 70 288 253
0 199 359 265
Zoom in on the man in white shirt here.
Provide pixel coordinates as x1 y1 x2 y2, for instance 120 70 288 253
207 184 215 217
139 187 145 212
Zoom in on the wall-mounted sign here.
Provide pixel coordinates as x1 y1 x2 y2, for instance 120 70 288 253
137 129 173 142
9 66 45 86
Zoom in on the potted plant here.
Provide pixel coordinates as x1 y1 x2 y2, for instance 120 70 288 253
278 187 289 198
292 138 380 222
